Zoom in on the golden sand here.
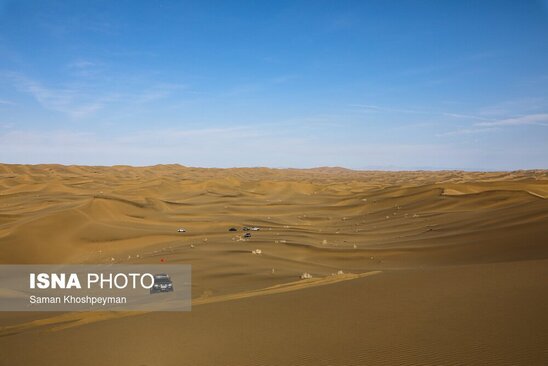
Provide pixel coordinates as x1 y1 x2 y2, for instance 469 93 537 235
0 164 546 365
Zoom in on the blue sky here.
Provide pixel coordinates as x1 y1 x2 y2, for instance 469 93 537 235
0 0 547 170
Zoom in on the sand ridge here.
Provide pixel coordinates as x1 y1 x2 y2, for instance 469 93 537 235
0 271 381 336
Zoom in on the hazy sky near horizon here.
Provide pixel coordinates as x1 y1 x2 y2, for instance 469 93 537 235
0 0 547 170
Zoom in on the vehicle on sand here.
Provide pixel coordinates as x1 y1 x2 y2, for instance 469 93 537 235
150 274 174 294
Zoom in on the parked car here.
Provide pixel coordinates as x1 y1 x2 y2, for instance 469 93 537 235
150 274 174 294
229 227 237 232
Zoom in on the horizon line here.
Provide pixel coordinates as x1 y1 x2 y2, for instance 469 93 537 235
1 162 546 174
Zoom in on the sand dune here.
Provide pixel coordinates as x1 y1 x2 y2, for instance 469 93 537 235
0 271 382 336
0 164 547 365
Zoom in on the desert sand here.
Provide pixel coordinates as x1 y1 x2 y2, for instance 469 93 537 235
0 164 547 365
